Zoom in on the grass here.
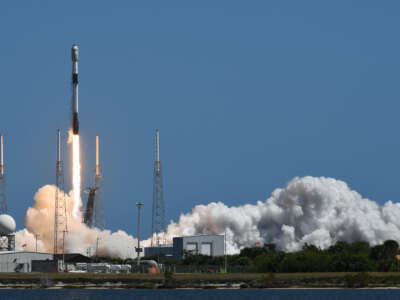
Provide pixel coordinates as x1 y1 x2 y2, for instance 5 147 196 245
0 272 383 280
0 272 400 288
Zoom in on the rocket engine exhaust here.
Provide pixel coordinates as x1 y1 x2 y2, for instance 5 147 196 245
71 44 79 135
72 113 79 135
69 44 82 218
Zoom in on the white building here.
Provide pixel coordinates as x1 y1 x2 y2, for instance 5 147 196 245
173 234 225 260
0 251 53 272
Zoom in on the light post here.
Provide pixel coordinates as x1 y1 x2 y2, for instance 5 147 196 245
136 202 144 271
96 237 101 262
224 229 227 273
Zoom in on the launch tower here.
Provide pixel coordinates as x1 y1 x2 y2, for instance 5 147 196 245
0 135 7 214
151 129 166 247
94 136 105 229
84 136 105 229
54 129 67 254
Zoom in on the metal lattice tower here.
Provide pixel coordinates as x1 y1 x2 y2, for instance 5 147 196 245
54 129 67 254
151 129 166 247
83 136 105 229
94 136 105 229
0 134 7 214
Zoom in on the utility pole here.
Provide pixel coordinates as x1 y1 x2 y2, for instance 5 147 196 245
136 202 144 270
96 237 100 262
87 247 92 257
224 230 227 273
34 234 40 252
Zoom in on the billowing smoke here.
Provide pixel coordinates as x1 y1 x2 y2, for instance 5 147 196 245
15 176 400 257
161 176 400 253
15 185 138 258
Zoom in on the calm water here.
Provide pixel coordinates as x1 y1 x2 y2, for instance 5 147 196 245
0 289 399 300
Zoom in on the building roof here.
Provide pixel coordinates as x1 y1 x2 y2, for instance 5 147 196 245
0 251 53 255
54 253 91 263
174 234 224 238
145 245 173 249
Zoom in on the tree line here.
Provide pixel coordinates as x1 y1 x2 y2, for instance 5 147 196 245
157 240 400 272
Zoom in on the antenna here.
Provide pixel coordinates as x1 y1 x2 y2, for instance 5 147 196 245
156 129 160 165
95 136 100 176
0 134 7 213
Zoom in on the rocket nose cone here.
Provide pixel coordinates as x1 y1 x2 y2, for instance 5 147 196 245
71 44 79 61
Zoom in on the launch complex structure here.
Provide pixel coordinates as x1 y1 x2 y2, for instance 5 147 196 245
54 129 67 254
151 129 167 248
83 136 105 229
54 44 106 255
20 44 168 256
0 44 171 258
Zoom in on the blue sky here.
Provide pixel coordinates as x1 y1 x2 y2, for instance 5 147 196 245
1 1 400 238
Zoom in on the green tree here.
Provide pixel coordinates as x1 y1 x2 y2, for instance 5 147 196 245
383 240 399 257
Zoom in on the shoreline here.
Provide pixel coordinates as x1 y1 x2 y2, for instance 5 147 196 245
0 272 399 289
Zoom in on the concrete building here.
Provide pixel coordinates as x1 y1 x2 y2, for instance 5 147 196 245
144 245 173 258
144 234 225 260
173 234 224 260
0 251 53 272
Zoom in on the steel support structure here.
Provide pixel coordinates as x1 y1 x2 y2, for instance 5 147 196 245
84 136 105 229
54 129 67 254
151 129 166 247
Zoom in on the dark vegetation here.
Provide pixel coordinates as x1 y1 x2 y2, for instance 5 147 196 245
145 240 400 273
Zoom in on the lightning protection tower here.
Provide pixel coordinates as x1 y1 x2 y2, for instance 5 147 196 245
54 129 67 254
83 136 105 229
0 134 7 214
94 135 105 229
151 129 166 247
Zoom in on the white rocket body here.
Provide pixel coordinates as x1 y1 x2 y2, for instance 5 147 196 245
71 44 79 134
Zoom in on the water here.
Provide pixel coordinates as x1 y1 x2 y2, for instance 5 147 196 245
0 289 399 300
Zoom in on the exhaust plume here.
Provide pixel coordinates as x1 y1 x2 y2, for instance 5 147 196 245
16 176 400 257
70 133 81 219
159 176 400 253
16 185 137 258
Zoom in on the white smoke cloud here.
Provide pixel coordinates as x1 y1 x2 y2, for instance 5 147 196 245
15 185 138 259
161 176 400 253
15 176 400 257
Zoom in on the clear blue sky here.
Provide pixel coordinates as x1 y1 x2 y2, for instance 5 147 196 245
1 1 400 238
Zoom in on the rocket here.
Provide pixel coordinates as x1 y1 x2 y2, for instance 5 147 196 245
71 44 79 135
